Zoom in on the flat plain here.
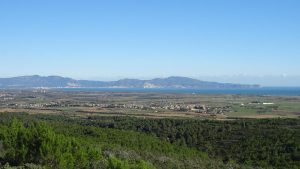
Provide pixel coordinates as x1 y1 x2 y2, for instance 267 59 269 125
1 89 299 119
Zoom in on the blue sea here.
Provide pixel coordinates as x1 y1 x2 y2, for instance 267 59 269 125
57 87 300 96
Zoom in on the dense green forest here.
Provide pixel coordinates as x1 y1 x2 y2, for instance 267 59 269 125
0 113 244 169
0 118 159 169
0 112 299 169
76 116 300 168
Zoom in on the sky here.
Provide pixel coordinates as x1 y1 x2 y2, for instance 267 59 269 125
0 0 300 86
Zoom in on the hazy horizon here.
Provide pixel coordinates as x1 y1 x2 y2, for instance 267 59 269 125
1 74 300 87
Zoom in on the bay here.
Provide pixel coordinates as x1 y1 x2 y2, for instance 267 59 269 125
57 87 300 96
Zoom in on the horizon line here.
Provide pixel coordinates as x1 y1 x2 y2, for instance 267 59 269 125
2 74 300 88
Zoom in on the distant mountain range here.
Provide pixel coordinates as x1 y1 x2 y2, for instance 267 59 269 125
0 75 260 89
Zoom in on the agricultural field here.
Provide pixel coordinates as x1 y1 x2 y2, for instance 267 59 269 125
0 90 299 119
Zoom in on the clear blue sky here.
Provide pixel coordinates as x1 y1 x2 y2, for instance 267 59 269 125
0 0 299 86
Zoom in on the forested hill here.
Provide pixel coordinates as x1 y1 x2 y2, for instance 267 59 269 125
0 75 260 89
0 113 299 169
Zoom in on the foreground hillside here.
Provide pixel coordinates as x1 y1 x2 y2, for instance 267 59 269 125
0 113 251 169
0 113 300 169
